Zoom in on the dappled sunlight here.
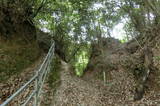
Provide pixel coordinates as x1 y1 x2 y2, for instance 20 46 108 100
73 48 90 76
75 51 89 76
111 20 126 40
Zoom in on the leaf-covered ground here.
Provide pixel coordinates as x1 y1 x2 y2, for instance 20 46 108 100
0 56 44 105
52 61 160 106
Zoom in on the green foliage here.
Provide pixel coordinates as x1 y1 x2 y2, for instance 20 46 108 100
33 0 123 73
74 51 89 76
153 56 160 61
120 39 127 43
34 0 123 41
2 0 159 80
120 36 129 43
72 44 91 77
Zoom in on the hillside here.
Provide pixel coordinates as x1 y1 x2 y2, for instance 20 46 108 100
52 61 160 105
1 0 160 106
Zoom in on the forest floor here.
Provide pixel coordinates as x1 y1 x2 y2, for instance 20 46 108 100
0 55 44 105
52 61 160 106
1 55 160 106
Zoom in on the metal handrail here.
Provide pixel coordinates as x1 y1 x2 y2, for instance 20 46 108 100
0 42 55 106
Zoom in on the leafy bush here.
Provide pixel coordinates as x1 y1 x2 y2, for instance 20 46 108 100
74 50 89 77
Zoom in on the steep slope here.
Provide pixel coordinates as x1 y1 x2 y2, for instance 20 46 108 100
0 56 44 105
0 38 41 83
85 36 160 101
83 67 160 105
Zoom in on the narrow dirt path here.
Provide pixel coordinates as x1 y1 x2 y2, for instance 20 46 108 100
52 61 104 106
52 61 160 106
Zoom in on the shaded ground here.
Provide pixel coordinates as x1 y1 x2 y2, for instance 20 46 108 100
52 61 160 106
52 61 104 106
0 55 44 105
0 39 40 82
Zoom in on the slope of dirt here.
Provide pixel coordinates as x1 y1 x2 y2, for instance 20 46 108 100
0 38 41 82
52 61 160 106
85 37 160 102
0 55 44 105
84 67 160 105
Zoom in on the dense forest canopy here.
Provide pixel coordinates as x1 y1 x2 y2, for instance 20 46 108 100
1 0 160 39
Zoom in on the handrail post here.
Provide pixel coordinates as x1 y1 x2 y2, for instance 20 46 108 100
34 72 39 106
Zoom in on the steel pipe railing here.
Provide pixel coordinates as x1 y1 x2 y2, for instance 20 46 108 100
0 42 55 106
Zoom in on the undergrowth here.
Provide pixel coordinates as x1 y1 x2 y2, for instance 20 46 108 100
48 56 61 89
0 38 40 82
41 56 61 106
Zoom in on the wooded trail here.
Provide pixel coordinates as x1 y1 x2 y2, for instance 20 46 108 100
52 61 103 106
52 61 160 106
